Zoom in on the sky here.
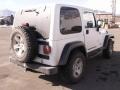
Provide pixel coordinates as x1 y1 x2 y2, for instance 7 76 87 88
0 0 119 14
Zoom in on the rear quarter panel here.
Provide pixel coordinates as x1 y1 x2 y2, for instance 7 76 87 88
13 6 51 39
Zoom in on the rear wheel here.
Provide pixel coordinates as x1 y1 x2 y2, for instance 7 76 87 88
11 27 38 63
60 51 86 84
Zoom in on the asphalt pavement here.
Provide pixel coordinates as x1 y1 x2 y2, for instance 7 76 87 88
0 27 120 90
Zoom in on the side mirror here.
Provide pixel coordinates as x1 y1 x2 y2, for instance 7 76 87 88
86 21 93 28
96 20 103 31
71 26 82 32
97 20 103 28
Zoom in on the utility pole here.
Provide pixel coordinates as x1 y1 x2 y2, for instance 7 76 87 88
112 0 116 23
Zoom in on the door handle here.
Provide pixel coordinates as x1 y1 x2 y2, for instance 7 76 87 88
86 30 89 34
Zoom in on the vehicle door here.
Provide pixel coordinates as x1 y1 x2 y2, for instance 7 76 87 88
83 12 101 52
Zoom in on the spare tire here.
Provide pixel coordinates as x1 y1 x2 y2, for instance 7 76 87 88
10 27 38 63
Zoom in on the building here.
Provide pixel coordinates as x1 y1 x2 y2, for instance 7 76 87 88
96 13 120 23
96 13 113 23
95 13 120 28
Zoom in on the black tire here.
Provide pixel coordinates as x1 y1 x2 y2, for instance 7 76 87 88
103 39 113 59
60 51 86 84
10 27 38 63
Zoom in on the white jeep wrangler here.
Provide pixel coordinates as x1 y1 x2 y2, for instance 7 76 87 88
10 3 114 83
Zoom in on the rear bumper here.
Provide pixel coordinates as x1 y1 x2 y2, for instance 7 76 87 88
9 57 58 75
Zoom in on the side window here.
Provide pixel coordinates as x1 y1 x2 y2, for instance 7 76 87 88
60 7 82 34
83 12 96 28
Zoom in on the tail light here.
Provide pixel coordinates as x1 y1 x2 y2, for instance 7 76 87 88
43 45 51 54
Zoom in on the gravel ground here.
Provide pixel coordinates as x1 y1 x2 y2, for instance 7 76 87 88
0 27 120 90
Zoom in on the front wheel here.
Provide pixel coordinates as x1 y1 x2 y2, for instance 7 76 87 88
103 39 114 59
60 51 86 84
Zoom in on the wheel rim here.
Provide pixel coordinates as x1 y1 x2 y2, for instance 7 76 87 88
73 58 83 78
12 33 26 58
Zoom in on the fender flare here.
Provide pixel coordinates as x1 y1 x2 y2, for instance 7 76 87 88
58 41 87 65
103 35 114 49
